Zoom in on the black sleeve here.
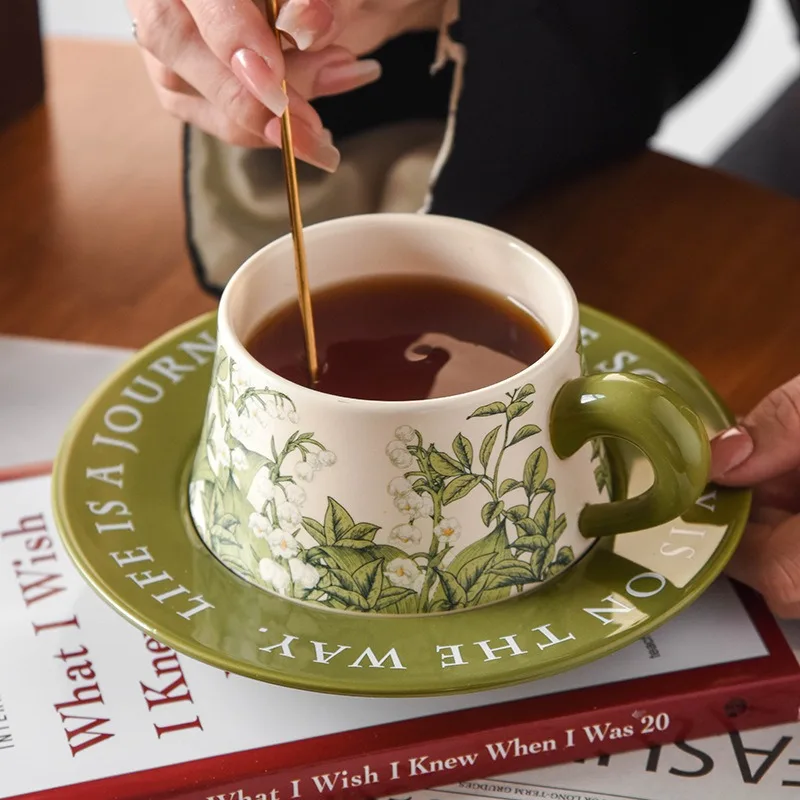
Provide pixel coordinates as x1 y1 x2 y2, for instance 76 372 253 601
427 0 750 222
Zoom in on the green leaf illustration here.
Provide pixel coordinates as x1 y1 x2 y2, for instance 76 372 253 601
457 553 497 594
505 505 528 522
334 538 376 550
435 569 467 608
352 560 384 608
468 401 507 419
516 383 536 400
499 478 522 496
532 493 557 539
552 513 567 542
301 517 326 545
453 433 474 469
324 585 370 611
215 353 229 383
430 449 464 477
346 522 380 541
323 498 355 544
506 400 532 420
324 567 358 592
479 425 501 470
217 513 239 531
442 474 480 505
536 477 556 495
375 586 416 611
481 500 504 527
532 543 557 580
511 533 549 552
487 559 536 587
509 424 542 446
523 447 548 496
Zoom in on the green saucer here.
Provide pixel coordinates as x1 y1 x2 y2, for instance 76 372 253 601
52 307 749 697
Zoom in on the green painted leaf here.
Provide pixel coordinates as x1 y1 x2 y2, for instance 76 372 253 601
429 599 449 613
352 559 384 607
427 547 450 573
301 517 326 545
481 500 504 527
442 475 480 506
514 517 537 536
532 543 556 580
323 567 358 592
479 425 501 470
554 545 574 566
453 433 474 469
375 586 416 611
509 424 542 446
468 401 507 419
430 449 464 477
532 494 557 539
505 505 528 522
324 498 355 544
217 513 239 531
435 569 467 608
523 447 548 496
552 513 567 542
516 383 536 400
334 538 376 550
346 523 380 541
457 553 497 593
323 584 370 611
499 479 522 496
536 477 556 495
215 354 229 383
487 559 536 587
506 400 532 420
511 533 549 552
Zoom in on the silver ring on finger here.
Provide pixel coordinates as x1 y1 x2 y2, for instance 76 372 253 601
131 19 139 43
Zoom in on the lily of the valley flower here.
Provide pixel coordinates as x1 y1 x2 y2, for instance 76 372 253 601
318 449 337 467
216 443 232 469
267 528 300 559
386 441 414 469
295 461 315 482
287 409 299 424
394 490 425 516
394 425 415 443
385 558 421 589
248 512 272 538
434 517 462 544
387 477 412 496
283 482 306 507
248 469 276 510
288 558 320 589
418 493 434 517
276 501 303 532
389 524 422 546
259 558 290 594
231 447 248 470
231 362 248 394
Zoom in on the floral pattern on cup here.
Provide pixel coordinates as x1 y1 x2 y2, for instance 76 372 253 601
189 347 582 615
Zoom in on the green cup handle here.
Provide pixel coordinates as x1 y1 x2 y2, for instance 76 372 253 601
549 373 710 538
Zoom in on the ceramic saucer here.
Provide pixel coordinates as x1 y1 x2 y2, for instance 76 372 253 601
52 307 749 697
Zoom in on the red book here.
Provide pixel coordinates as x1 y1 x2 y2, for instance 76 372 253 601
1 468 799 800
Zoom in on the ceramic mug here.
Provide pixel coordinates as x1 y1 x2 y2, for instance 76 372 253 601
187 213 710 616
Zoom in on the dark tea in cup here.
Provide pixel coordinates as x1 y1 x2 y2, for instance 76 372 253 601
244 274 552 401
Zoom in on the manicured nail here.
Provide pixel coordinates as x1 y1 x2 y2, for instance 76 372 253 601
231 49 288 117
710 426 754 479
265 117 340 173
315 59 382 95
276 0 334 51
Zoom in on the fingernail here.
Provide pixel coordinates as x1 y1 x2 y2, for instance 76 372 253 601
265 118 340 173
710 426 754 479
315 59 382 95
276 0 334 51
231 49 288 117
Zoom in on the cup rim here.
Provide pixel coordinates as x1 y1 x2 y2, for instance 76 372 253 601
218 213 579 411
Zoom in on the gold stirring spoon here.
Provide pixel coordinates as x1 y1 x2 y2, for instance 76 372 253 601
265 0 320 386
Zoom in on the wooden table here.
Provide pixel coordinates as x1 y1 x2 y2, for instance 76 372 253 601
1 39 799 414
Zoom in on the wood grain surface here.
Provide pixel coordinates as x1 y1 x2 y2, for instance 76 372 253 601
1 39 799 415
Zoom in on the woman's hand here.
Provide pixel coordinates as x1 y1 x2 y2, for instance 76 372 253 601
126 0 404 170
711 374 800 618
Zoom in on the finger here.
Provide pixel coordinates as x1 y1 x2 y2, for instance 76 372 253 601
265 114 340 172
158 88 272 148
725 513 800 618
142 51 199 96
284 46 381 98
182 0 302 117
710 373 800 485
276 0 341 51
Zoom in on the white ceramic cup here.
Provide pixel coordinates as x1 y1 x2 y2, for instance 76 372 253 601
188 213 709 615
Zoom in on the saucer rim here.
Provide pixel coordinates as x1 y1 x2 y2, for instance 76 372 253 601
51 307 751 697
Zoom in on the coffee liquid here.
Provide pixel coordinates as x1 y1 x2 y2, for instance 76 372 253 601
245 275 551 401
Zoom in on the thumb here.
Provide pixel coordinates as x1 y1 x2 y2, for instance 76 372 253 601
276 0 353 52
711 374 800 485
